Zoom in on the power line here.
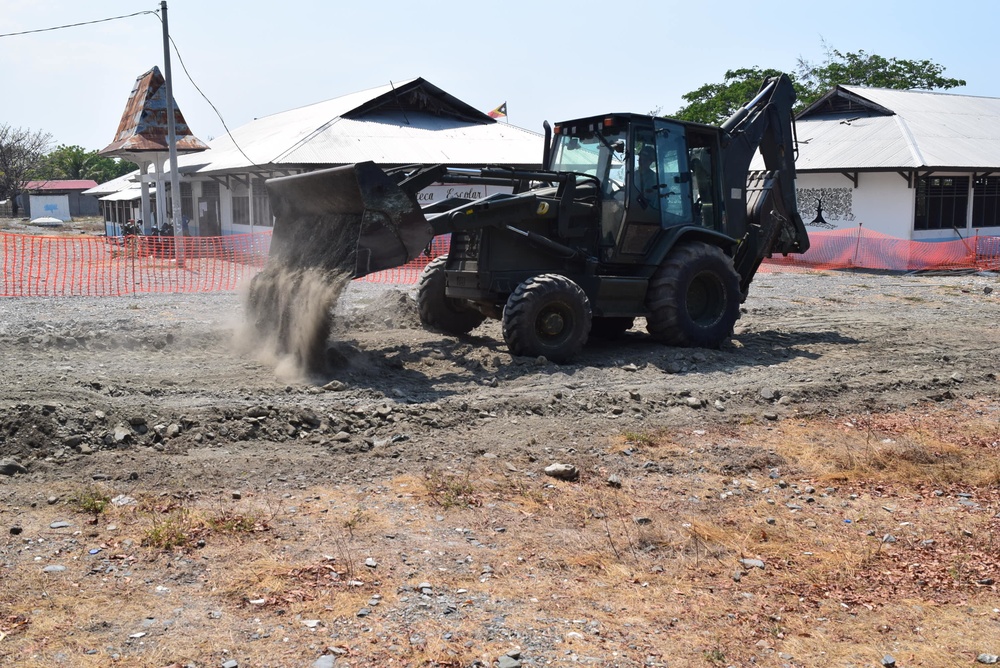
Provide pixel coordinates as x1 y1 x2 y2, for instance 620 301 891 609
154 17 261 169
3 6 261 169
0 10 157 39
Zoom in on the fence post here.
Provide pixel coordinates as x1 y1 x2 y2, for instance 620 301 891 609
852 222 864 268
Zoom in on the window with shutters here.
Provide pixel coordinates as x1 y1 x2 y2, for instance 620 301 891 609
914 176 969 231
972 176 1000 229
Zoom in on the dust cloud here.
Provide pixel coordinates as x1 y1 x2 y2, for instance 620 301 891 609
239 263 352 381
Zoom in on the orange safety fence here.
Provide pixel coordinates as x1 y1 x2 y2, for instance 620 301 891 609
2 228 998 297
1 231 270 297
767 227 1000 273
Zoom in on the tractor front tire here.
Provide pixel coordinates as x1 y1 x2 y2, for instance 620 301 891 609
646 241 741 348
417 255 486 335
502 274 591 363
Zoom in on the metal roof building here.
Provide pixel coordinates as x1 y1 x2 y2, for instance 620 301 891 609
173 77 544 236
179 77 541 177
19 180 100 220
95 77 542 237
795 85 1000 173
787 85 1000 241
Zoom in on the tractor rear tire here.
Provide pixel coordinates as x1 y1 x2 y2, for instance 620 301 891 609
417 255 486 335
502 274 591 363
646 241 741 348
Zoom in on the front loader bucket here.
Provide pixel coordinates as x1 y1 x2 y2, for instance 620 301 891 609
245 162 434 375
265 161 435 278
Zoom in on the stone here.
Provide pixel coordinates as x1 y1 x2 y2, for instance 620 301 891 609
739 558 765 569
49 521 72 529
498 656 523 668
0 458 27 476
882 654 896 667
43 565 67 573
543 463 579 481
977 654 999 665
312 656 338 668
759 387 780 401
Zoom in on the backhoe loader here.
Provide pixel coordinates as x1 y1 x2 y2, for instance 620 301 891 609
249 74 809 367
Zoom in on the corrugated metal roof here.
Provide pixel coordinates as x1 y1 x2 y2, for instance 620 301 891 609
177 78 542 176
83 171 139 196
793 86 1000 171
100 66 209 155
23 180 99 191
99 184 154 202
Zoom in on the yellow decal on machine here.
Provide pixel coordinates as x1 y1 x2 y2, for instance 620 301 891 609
537 202 550 215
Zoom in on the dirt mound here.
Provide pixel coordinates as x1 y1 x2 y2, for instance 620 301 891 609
333 287 422 333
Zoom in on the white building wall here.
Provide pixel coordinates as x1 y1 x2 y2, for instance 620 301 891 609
795 172 914 238
796 172 1000 243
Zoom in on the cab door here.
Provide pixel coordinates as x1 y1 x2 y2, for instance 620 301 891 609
653 118 693 227
611 120 694 260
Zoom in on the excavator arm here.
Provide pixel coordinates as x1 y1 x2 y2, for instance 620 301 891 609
717 74 810 293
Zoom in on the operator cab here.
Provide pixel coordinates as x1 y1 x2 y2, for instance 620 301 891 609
548 114 724 264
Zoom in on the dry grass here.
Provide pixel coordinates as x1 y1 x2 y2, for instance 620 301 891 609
1 400 998 666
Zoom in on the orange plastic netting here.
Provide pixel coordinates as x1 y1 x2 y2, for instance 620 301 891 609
0 232 269 297
767 227 1000 273
2 228 997 297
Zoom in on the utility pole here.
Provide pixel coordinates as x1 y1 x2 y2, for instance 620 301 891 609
161 0 185 268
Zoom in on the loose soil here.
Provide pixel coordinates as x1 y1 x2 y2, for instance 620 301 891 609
1 269 999 667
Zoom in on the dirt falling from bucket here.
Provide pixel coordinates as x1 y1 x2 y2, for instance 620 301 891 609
240 264 352 381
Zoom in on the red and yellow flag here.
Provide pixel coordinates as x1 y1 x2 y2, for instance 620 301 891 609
487 102 507 119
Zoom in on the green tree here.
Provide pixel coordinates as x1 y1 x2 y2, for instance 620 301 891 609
0 124 52 217
33 144 136 184
672 46 966 125
673 67 794 125
796 47 966 105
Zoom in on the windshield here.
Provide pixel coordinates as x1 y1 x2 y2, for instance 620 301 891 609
549 129 626 196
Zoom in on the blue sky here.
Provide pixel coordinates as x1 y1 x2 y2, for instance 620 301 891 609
2 0 995 152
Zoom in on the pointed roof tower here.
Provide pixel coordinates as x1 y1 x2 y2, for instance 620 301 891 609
100 66 208 155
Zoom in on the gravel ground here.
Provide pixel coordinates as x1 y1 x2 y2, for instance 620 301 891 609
2 268 1000 667
2 269 999 479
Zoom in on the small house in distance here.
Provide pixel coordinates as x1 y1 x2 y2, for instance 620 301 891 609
791 85 1000 241
19 180 100 221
